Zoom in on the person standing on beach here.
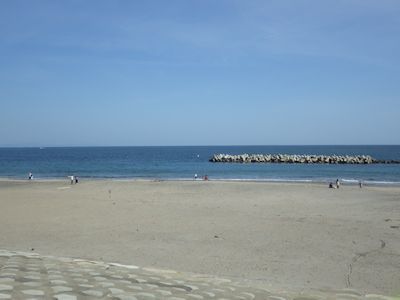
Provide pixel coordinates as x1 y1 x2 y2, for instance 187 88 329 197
70 175 74 184
28 172 33 180
336 179 340 189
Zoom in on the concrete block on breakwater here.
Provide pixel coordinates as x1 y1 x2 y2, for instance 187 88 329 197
209 154 400 164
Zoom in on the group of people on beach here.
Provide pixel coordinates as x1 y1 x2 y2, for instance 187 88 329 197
69 175 79 184
27 171 365 188
28 172 79 184
329 179 340 189
194 174 208 181
329 179 363 188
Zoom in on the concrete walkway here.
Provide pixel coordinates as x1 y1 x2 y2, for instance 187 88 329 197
0 249 397 300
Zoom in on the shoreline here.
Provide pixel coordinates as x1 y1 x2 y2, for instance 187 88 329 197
1 176 399 187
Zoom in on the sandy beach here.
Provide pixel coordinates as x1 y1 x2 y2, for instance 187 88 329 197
0 180 399 296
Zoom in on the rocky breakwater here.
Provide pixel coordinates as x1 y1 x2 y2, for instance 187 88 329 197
210 154 400 164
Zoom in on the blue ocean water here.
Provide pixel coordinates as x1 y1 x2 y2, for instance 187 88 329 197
0 146 399 184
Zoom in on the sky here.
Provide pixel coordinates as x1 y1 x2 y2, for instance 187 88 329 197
0 0 399 146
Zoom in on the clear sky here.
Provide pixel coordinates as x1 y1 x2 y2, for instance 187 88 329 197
1 0 399 146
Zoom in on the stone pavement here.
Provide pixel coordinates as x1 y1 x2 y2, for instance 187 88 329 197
0 249 398 300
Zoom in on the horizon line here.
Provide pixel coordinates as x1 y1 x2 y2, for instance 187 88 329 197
1 144 399 148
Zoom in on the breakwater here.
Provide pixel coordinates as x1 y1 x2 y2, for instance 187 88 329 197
210 154 400 164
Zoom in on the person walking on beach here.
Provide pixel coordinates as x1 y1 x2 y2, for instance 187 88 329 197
336 179 340 189
70 175 74 185
28 172 33 180
75 176 79 184
194 174 198 180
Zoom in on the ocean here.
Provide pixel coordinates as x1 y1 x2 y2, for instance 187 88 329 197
0 146 399 184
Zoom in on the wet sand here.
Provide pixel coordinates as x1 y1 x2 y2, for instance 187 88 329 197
0 180 399 295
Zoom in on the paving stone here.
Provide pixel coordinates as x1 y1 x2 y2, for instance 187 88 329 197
114 295 138 300
241 292 256 299
0 273 15 277
94 276 107 281
155 289 172 296
23 275 41 280
118 279 133 285
212 288 225 293
109 287 125 294
22 289 45 296
50 280 68 285
133 292 156 299
172 287 187 292
202 291 216 297
127 285 143 291
53 294 77 300
0 249 393 300
2 268 18 273
82 289 104 297
3 265 19 268
52 286 73 293
25 271 41 277
268 296 287 300
48 275 64 280
187 295 204 299
0 285 12 292
99 281 114 288
89 272 101 276
335 293 362 299
149 277 161 281
79 283 95 288
0 279 13 283
23 282 42 287
365 295 393 300
72 278 88 283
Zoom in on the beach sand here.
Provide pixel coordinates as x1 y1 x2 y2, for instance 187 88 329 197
0 180 399 295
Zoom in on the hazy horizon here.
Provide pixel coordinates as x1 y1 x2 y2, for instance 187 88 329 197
1 144 400 148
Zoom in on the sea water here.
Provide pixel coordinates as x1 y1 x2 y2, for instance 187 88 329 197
0 146 399 184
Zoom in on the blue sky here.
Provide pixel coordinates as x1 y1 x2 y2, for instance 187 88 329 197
1 0 399 146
